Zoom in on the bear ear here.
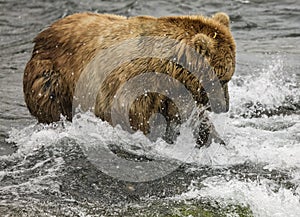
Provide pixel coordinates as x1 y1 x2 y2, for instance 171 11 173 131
191 33 215 57
212 12 230 27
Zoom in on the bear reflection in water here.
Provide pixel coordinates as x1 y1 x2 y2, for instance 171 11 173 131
23 12 236 147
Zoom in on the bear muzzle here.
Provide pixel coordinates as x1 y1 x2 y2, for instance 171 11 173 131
209 99 229 114
206 83 230 114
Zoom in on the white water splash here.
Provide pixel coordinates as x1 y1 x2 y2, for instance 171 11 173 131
177 177 300 217
3 54 300 216
230 55 299 112
185 114 300 170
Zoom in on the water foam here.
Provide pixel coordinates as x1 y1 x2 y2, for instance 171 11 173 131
230 55 299 116
177 177 300 217
2 54 299 216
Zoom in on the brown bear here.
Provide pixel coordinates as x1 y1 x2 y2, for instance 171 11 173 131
23 12 236 145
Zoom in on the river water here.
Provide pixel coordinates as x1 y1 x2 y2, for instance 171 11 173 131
0 0 299 216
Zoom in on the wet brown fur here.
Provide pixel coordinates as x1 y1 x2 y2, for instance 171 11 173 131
23 12 236 136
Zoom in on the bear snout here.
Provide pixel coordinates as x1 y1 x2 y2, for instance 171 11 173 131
209 99 229 114
207 83 229 114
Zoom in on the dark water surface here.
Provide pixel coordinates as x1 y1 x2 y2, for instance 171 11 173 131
0 0 299 216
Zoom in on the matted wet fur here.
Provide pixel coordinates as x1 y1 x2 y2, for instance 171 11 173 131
23 12 236 145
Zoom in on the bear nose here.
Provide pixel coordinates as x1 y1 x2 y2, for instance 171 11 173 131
202 81 229 114
209 99 228 113
207 86 229 113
